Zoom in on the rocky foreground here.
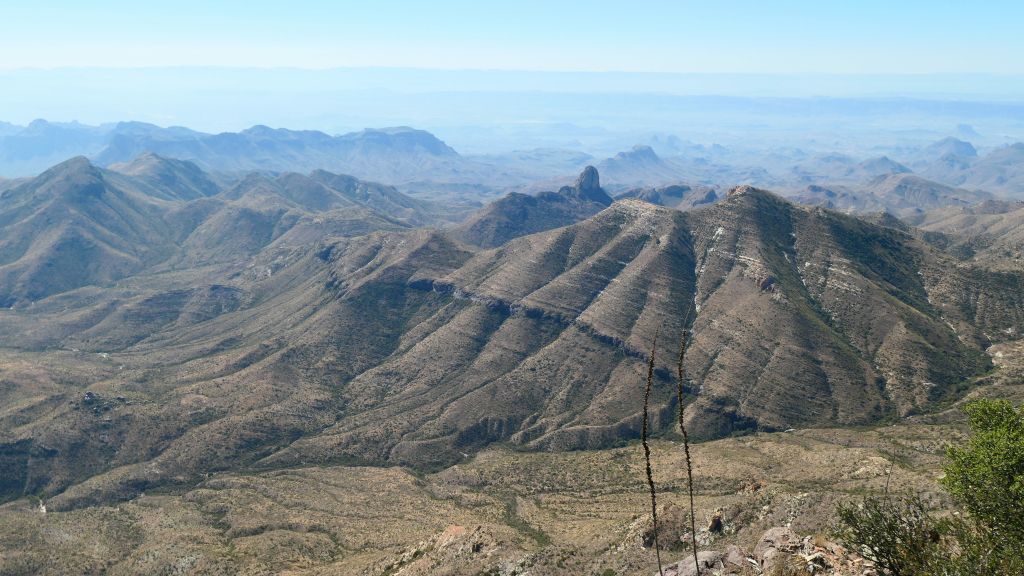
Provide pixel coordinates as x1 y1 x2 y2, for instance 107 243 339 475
658 527 872 576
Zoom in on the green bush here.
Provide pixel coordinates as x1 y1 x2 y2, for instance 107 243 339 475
837 399 1024 575
939 515 1024 575
941 399 1024 543
835 495 941 576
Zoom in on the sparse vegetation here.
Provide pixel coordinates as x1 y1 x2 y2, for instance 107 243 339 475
941 399 1024 542
836 494 942 575
836 399 1024 575
2 142 1024 575
502 497 551 546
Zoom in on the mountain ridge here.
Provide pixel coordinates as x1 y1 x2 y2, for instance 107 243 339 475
2 169 1020 511
0 156 451 305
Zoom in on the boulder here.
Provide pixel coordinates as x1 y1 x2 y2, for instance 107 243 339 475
722 544 747 568
754 526 800 573
659 550 724 576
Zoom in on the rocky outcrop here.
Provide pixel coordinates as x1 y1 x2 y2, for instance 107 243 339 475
377 524 528 576
658 527 874 576
575 165 600 194
566 165 612 205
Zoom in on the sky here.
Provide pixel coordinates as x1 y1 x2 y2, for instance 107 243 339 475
1 1 1022 139
2 0 1022 74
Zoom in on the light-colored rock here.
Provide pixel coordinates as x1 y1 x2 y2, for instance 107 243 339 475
659 550 724 576
754 526 800 561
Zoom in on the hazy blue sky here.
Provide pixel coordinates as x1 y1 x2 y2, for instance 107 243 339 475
2 0 1021 73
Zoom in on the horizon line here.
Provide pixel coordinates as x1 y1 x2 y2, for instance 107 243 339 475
3 65 1024 77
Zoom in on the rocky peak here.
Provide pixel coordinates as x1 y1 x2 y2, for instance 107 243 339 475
570 166 612 206
42 156 102 183
575 165 600 191
23 156 110 205
726 184 758 198
722 185 795 217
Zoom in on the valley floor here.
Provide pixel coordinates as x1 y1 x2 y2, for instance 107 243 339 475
1 341 1020 576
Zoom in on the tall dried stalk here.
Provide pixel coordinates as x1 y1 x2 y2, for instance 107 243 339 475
883 439 897 500
642 331 664 576
677 327 700 576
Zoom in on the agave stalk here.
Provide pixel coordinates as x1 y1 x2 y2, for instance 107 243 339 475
642 331 664 576
677 324 700 576
883 438 897 500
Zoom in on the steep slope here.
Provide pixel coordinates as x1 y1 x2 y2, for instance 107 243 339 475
0 157 178 305
452 166 613 248
267 191 1019 467
911 137 978 183
0 158 426 304
175 175 411 266
857 156 912 177
0 229 477 507
220 169 444 225
4 338 1023 574
1 185 1020 511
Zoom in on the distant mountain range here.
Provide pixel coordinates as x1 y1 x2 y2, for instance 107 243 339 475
792 173 993 217
0 121 526 200
920 141 1024 197
95 124 463 179
6 121 1024 205
789 154 911 185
